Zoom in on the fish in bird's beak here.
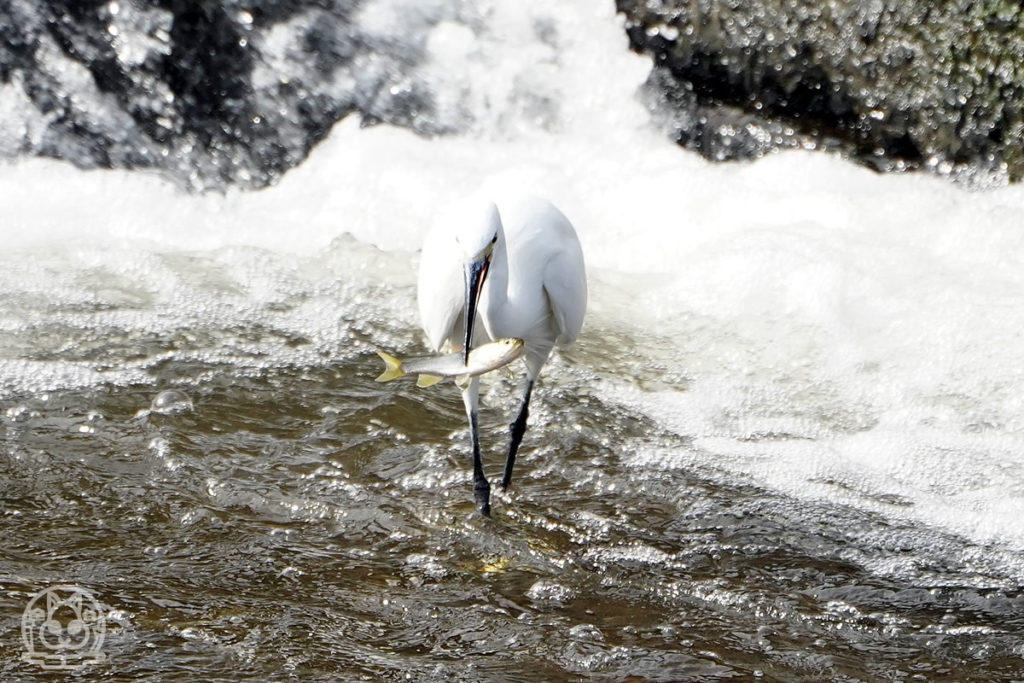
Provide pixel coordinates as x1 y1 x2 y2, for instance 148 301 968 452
462 248 492 365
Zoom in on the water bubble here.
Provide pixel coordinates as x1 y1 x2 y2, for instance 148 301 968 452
567 624 604 642
278 566 303 580
5 404 29 422
525 579 576 603
150 389 194 415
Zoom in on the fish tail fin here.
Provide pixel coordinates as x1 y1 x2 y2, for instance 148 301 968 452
416 374 444 388
375 351 405 382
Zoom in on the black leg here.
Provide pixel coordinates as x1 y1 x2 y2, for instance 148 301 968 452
501 381 534 491
469 410 491 516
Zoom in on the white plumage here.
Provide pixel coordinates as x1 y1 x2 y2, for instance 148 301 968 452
417 195 587 514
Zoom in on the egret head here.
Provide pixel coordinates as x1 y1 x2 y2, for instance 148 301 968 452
454 201 501 364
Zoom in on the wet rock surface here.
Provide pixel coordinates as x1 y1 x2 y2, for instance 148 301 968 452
0 0 452 190
2 0 1022 188
617 0 1024 184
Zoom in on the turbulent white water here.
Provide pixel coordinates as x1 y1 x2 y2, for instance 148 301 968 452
4 0 1024 581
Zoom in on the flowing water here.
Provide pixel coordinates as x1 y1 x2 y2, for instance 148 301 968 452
3 1 1024 681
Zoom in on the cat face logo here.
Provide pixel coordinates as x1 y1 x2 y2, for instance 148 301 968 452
21 585 106 670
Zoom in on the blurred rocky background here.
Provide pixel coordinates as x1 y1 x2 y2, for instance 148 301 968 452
618 0 1024 185
0 0 450 190
2 0 1022 189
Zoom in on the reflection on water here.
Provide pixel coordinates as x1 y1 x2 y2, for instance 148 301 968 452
2 299 1023 679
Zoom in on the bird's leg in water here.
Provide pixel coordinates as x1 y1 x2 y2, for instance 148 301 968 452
469 410 491 516
501 380 534 490
462 378 490 516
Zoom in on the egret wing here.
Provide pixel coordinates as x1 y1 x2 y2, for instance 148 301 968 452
499 196 587 346
417 224 464 351
542 236 587 345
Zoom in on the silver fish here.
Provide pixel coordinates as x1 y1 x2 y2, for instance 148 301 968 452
375 338 524 387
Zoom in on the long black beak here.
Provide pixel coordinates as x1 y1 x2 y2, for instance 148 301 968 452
463 257 490 365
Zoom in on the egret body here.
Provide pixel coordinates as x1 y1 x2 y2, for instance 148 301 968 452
417 196 587 515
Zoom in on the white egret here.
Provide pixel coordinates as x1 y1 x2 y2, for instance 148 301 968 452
418 196 587 515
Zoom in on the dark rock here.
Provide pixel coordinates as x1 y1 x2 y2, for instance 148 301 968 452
617 0 1024 184
0 0 454 190
2 0 1021 188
